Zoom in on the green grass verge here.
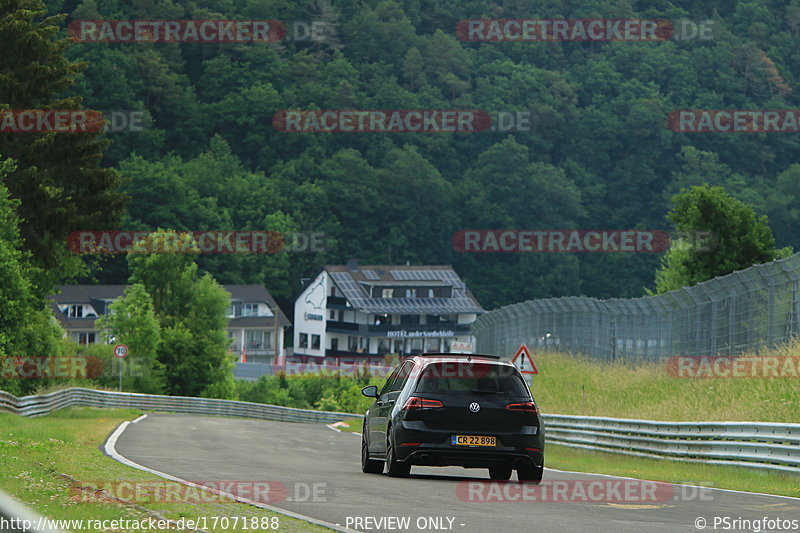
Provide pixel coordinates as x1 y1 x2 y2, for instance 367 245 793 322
0 408 329 532
531 349 798 422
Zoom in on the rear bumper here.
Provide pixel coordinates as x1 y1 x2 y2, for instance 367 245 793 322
394 420 544 468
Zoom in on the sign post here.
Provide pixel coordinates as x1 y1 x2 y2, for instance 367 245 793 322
114 344 128 391
511 343 538 389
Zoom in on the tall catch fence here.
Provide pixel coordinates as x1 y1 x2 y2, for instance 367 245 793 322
473 254 800 362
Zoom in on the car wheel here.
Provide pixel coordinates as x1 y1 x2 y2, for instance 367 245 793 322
489 464 512 480
361 433 384 474
386 429 411 477
517 461 544 483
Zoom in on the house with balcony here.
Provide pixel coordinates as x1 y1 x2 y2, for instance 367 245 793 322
292 264 484 363
50 284 290 363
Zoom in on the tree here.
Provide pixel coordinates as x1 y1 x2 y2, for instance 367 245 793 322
127 231 235 398
651 185 792 294
0 159 63 395
0 0 127 293
96 283 164 393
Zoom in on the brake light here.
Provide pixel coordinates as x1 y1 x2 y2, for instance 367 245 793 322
403 397 444 410
505 401 539 414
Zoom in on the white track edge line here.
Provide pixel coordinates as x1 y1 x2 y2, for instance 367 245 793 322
324 424 361 437
104 420 361 533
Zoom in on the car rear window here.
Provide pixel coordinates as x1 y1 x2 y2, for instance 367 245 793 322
414 362 530 396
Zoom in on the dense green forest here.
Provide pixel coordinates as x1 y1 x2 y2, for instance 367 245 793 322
29 0 800 309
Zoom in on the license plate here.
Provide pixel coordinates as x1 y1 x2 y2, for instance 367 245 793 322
451 435 496 447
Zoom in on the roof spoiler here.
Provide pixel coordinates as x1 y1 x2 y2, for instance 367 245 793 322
417 352 502 360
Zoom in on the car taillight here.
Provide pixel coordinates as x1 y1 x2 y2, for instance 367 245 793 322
505 401 539 414
402 397 443 410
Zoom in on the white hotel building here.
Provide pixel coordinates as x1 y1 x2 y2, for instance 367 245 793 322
292 264 484 363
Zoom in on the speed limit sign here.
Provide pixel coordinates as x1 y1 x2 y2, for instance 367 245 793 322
114 344 128 358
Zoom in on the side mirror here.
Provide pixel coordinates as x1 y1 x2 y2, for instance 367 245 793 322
361 385 378 398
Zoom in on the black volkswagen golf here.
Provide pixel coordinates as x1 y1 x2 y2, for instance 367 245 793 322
360 353 544 482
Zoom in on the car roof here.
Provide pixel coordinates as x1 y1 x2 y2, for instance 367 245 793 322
406 353 515 368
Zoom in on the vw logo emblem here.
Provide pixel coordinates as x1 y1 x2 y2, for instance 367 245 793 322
469 402 481 413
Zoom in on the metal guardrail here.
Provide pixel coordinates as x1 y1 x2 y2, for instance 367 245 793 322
542 414 800 474
2 389 798 475
0 387 354 423
0 488 63 533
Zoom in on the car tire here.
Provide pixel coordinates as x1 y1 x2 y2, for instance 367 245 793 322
361 434 384 474
517 461 544 483
489 464 512 480
386 430 411 477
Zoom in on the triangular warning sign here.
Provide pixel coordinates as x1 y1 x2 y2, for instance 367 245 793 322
511 343 538 374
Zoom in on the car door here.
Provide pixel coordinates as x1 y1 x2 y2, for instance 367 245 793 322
368 364 401 454
371 361 413 454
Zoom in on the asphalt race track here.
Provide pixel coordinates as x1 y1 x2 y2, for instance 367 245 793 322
111 414 800 533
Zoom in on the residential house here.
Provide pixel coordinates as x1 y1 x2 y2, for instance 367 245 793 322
50 284 290 362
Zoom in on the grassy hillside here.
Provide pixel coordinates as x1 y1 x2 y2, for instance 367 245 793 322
531 342 799 423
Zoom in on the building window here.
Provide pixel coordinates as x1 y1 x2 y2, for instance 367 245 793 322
382 288 393 298
311 334 321 350
67 305 83 318
330 338 339 351
329 310 336 320
225 304 235 317
425 338 440 352
405 288 416 298
330 286 337 296
428 288 434 298
245 330 264 349
241 303 259 317
348 336 358 351
75 332 95 344
400 314 420 325
299 333 308 348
